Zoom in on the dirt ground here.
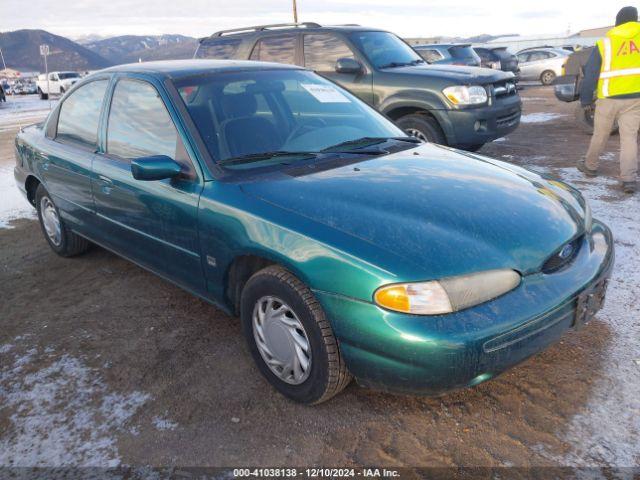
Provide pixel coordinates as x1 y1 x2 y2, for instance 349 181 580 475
0 87 638 472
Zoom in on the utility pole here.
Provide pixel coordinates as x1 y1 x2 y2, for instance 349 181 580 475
293 0 298 23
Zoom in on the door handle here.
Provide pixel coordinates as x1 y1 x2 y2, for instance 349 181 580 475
98 175 114 195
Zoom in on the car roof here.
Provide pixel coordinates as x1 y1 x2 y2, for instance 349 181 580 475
518 47 569 55
199 23 386 43
98 59 303 78
414 43 471 49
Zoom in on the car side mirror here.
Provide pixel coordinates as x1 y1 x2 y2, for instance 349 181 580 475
335 57 363 75
131 155 182 181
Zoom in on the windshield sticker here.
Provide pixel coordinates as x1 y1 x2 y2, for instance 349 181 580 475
301 84 351 103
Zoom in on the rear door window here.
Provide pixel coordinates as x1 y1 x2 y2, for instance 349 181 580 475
250 35 297 65
197 38 242 59
56 79 109 148
303 34 356 72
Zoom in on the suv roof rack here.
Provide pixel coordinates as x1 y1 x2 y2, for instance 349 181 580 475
204 22 322 40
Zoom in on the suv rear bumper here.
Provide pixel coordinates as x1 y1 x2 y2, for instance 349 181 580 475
436 94 522 148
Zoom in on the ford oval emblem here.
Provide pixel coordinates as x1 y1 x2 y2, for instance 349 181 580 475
559 243 574 260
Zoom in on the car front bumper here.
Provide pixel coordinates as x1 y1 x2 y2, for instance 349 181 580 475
436 93 522 148
314 221 614 396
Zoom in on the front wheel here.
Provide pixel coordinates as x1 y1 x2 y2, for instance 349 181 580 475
540 70 556 86
396 113 447 145
35 184 90 257
241 265 351 404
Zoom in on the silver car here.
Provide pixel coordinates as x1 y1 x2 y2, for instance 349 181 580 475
516 48 570 85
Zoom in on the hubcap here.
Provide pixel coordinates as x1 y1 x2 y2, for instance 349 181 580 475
405 128 429 142
40 196 62 246
252 296 312 385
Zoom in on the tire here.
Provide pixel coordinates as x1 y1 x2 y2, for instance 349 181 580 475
240 265 351 404
60 87 65 95
35 184 90 257
540 70 556 86
38 88 48 100
575 103 619 135
396 113 447 145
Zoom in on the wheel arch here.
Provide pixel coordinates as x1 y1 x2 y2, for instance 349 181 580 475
381 99 453 144
25 175 42 206
224 252 313 316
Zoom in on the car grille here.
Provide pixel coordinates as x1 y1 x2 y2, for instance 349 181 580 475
496 110 520 128
492 81 517 98
541 236 583 273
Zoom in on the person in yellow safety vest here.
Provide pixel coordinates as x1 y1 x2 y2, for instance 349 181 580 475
579 6 640 194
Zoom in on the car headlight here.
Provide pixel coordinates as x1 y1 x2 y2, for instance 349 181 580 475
583 201 592 232
374 269 521 315
443 85 488 106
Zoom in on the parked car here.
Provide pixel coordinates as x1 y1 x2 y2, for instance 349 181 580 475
12 79 37 95
474 47 520 81
36 71 81 99
14 60 614 404
195 23 521 151
413 43 481 67
516 48 570 85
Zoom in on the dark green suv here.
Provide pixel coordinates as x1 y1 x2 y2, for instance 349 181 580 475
195 23 522 150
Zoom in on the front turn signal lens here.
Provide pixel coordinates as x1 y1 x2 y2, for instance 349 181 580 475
374 269 521 316
374 281 453 315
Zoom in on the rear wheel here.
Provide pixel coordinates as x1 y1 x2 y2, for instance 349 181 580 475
35 184 90 257
240 265 351 404
540 70 556 86
38 88 48 100
396 113 447 145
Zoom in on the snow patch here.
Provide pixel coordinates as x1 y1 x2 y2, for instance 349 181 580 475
152 415 178 431
537 167 640 467
0 342 150 467
0 163 36 229
520 113 567 123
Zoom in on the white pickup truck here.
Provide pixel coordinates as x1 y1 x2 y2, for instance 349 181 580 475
36 71 81 99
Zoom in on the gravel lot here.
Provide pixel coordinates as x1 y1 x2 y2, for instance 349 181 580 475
0 88 638 472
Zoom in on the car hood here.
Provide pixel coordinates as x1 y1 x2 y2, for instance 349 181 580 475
240 144 586 279
384 64 514 84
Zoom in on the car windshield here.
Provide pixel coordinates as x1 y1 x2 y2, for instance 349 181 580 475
350 31 424 69
173 69 405 168
58 72 80 79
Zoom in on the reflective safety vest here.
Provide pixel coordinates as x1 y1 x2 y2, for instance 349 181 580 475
597 22 640 98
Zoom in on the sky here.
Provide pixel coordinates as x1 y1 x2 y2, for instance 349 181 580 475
0 1 630 40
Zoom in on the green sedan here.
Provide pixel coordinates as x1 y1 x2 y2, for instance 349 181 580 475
13 60 613 403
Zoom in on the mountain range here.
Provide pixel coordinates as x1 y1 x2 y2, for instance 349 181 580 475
0 30 113 72
0 29 198 72
81 34 197 64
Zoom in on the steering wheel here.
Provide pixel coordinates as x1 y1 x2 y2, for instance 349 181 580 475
284 118 328 144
